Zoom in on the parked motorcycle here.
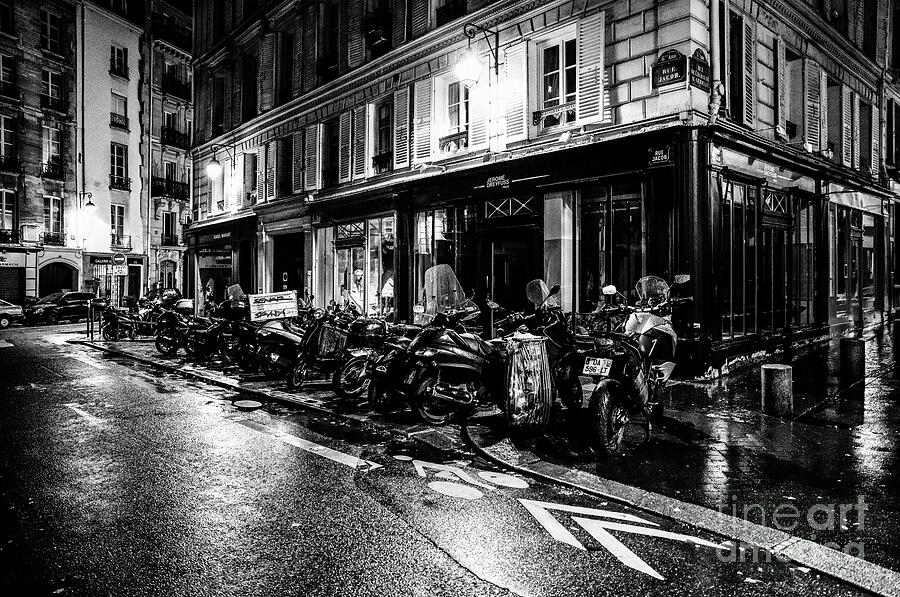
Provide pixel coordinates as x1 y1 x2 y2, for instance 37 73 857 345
367 264 553 429
584 274 691 456
101 299 167 341
331 320 421 400
286 304 361 391
155 310 222 359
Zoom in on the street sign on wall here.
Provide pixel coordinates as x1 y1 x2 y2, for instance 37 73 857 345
249 290 298 322
110 265 127 276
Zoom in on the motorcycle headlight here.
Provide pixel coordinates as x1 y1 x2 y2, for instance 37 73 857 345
594 338 614 348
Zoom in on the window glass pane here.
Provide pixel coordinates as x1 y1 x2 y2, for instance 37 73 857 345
862 213 876 304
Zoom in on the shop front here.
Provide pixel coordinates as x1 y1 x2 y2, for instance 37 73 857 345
85 254 146 306
186 215 256 307
0 249 35 304
255 202 312 298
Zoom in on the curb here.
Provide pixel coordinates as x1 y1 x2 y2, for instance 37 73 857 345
463 423 900 597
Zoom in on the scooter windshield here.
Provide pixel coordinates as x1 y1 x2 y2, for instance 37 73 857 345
634 275 670 305
422 264 471 315
526 279 559 309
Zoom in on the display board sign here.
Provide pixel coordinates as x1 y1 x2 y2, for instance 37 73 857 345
689 49 711 92
0 252 25 267
110 265 127 276
651 50 686 88
249 290 298 322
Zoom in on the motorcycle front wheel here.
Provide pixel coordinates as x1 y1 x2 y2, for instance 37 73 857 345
102 323 118 341
287 361 307 390
333 355 369 400
587 380 629 457
155 330 178 356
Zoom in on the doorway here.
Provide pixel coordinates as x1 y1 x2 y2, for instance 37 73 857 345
38 262 76 296
481 225 539 313
335 244 365 311
759 225 791 333
273 233 305 294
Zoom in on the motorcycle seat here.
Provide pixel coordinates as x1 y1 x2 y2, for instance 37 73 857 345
283 320 306 335
456 332 493 357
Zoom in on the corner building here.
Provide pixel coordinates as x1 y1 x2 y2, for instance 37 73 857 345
190 0 900 373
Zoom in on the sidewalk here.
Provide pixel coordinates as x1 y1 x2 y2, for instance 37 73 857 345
466 325 900 581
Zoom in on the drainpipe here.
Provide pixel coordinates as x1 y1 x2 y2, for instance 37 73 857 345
79 2 86 260
708 0 722 125
147 0 154 295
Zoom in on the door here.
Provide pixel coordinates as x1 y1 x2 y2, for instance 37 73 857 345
482 226 539 313
759 225 791 333
39 262 76 296
335 244 365 311
273 233 305 294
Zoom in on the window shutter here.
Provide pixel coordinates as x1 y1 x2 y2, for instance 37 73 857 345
410 0 429 39
871 105 880 177
577 12 605 124
412 80 431 162
352 107 367 179
339 111 352 183
819 68 828 152
853 93 860 169
233 153 244 208
302 4 318 94
304 124 320 191
803 59 820 150
292 25 304 98
256 146 265 202
394 87 410 169
776 37 786 133
504 43 527 143
468 62 490 149
265 141 276 200
742 19 756 128
292 131 305 193
842 86 852 166
348 1 364 69
392 0 406 48
232 62 243 127
258 33 276 113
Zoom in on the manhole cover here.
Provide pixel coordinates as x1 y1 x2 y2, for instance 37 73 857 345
234 400 262 410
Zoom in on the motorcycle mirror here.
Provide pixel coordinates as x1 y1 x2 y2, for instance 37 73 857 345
485 300 499 310
674 274 691 284
602 284 618 296
548 284 561 296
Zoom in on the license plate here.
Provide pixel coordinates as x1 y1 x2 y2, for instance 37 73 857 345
583 357 612 376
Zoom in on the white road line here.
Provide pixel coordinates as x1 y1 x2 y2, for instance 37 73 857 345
69 353 106 369
0 339 13 348
63 403 102 426
229 416 381 471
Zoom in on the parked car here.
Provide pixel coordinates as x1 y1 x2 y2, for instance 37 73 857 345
0 298 23 328
23 291 97 325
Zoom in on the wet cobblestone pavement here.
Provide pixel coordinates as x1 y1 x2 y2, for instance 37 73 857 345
527 325 900 573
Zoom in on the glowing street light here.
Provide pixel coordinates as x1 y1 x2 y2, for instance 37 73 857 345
455 49 482 89
206 156 223 180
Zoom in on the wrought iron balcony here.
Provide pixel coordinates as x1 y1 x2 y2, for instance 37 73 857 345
438 129 469 154
111 234 131 249
0 79 16 99
110 112 129 129
160 235 178 247
0 228 18 243
372 150 393 174
435 0 466 26
161 74 190 100
109 175 131 191
0 153 18 172
161 126 189 149
151 176 189 200
109 60 129 79
40 94 67 113
41 231 65 246
41 160 64 180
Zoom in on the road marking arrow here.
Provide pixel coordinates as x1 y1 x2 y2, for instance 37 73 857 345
519 498 724 580
412 459 493 490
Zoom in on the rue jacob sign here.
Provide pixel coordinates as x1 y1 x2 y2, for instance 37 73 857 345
651 50 687 88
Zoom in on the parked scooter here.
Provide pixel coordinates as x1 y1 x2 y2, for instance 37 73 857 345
331 320 422 400
286 303 361 391
155 309 223 359
584 274 692 456
367 264 554 429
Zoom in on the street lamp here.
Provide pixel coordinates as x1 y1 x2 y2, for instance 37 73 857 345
456 22 498 89
206 156 223 180
82 194 95 212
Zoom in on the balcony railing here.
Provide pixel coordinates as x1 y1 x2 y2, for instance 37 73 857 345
151 177 189 200
0 228 18 244
109 60 129 79
438 129 469 154
0 79 16 99
110 112 129 129
41 231 65 246
111 234 131 249
161 235 178 247
109 175 131 191
0 153 18 172
532 101 576 128
435 0 466 26
161 74 190 100
41 160 64 180
161 126 189 149
372 150 393 174
40 94 67 113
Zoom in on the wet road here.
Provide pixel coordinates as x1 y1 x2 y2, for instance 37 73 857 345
0 325 875 596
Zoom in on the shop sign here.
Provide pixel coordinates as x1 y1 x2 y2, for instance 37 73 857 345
249 290 298 322
91 255 113 265
127 256 143 265
110 265 127 276
0 252 25 268
648 145 673 167
485 174 510 189
651 50 686 88
197 231 232 244
689 50 711 92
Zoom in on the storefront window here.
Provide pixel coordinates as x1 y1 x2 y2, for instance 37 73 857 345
323 216 395 317
862 213 876 310
413 207 477 317
793 198 816 327
579 183 644 309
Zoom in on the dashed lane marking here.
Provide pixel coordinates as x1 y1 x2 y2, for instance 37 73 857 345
0 339 12 348
226 415 381 471
68 353 106 369
63 403 102 426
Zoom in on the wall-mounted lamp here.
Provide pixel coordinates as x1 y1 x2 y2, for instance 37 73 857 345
206 144 234 180
455 22 499 88
80 192 95 212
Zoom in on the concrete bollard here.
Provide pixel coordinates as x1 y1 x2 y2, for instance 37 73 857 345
839 337 866 382
761 364 793 417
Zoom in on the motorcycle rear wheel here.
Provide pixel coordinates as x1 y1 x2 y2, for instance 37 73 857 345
287 361 307 390
102 323 118 342
587 380 629 457
333 355 369 400
415 399 456 426
155 331 178 356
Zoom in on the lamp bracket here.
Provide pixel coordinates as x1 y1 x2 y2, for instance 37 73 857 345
463 22 499 77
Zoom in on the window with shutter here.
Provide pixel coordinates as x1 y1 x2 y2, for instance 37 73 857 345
726 11 746 124
852 93 860 169
392 0 406 48
870 103 880 177
338 111 352 183
304 124 321 191
258 33 276 113
742 19 756 127
826 76 843 161
842 86 853 166
265 141 276 201
302 4 318 93
804 60 821 150
372 99 393 173
434 73 469 156
292 131 305 194
322 118 341 187
785 48 803 140
348 1 364 69
410 0 429 39
352 107 367 179
859 101 873 172
412 79 432 162
577 11 605 124
504 43 527 143
393 87 410 169
244 151 258 205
